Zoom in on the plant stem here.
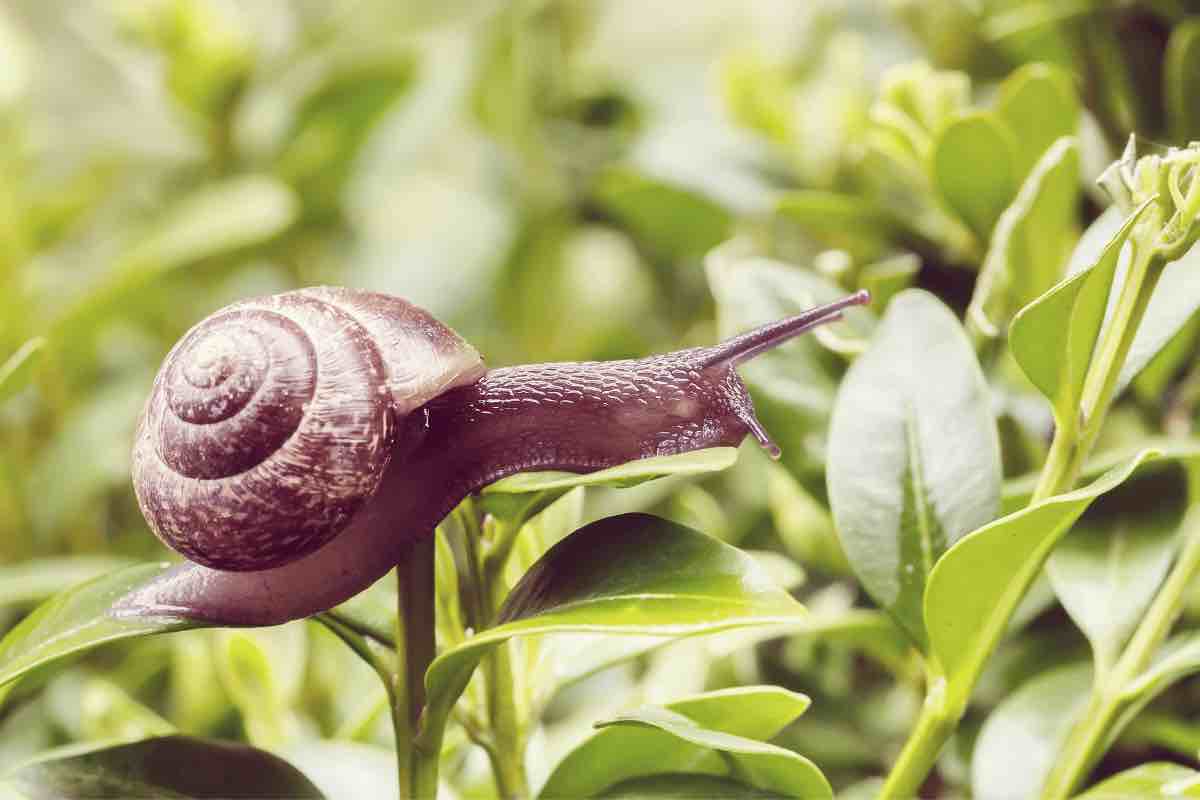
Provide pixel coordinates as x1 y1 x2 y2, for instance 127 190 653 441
394 537 438 799
1040 505 1200 799
880 677 959 799
881 235 1167 796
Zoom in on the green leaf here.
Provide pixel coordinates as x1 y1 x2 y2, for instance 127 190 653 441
828 290 1001 649
593 168 732 262
1046 502 1180 672
278 57 416 218
1117 239 1200 393
995 63 1079 179
1124 628 1200 705
53 176 297 341
1010 198 1156 425
967 137 1080 339
600 773 785 798
0 339 44 404
1077 763 1200 799
0 558 136 609
926 450 1159 705
932 112 1018 239
775 191 896 262
594 707 830 799
1165 20 1200 143
538 687 823 799
2 735 323 799
422 514 806 762
971 662 1091 800
484 448 738 496
0 564 195 705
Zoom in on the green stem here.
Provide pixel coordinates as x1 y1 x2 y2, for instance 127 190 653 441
880 235 1167 796
879 678 959 799
1041 505 1200 800
394 537 438 799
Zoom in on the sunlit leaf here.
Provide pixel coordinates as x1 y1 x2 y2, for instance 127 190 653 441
829 290 1000 649
422 514 806 763
0 558 136 609
994 63 1079 178
538 687 823 799
926 450 1159 705
1078 763 1200 799
967 137 1079 339
1010 198 1155 425
593 168 732 262
932 112 1018 239
0 564 193 705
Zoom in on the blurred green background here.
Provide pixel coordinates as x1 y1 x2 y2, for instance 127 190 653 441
2 1 1199 796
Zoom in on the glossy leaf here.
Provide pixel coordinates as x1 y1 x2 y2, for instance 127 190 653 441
538 687 823 799
0 564 194 704
1078 763 1200 799
995 63 1079 178
0 338 44 404
2 735 323 799
926 450 1158 704
594 708 830 799
971 663 1091 800
967 137 1079 339
1046 506 1179 672
484 447 738 496
828 289 1000 649
1166 20 1200 143
932 112 1017 239
1010 198 1155 424
422 514 807 760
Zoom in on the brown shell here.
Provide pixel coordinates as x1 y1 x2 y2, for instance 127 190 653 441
131 287 485 571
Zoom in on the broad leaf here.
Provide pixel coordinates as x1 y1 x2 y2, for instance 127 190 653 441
594 168 732 262
1077 763 1200 799
967 137 1079 339
926 449 1158 705
0 564 194 705
422 514 807 761
1010 198 1155 424
932 112 1017 239
971 663 1091 800
2 735 323 799
775 191 897 263
828 290 1001 649
1166 20 1200 142
0 557 136 609
538 687 823 799
484 448 738 496
1046 503 1180 672
994 63 1079 178
601 774 784 798
593 708 830 799
0 338 44 404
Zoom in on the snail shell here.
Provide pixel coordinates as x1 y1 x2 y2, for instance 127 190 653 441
131 287 484 571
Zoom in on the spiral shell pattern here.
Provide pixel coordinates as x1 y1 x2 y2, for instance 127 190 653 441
132 287 485 571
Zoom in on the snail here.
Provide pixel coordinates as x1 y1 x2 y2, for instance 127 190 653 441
115 285 869 626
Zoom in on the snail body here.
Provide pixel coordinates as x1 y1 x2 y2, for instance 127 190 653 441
118 286 867 626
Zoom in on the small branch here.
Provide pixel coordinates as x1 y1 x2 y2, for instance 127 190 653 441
394 537 438 799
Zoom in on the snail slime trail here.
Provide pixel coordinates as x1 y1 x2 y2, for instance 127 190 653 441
116 286 869 626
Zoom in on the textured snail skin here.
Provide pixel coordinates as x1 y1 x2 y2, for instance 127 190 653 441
113 288 868 626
